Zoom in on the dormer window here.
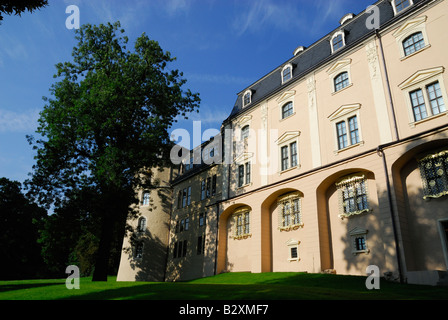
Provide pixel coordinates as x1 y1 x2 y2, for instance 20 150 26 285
243 90 252 107
392 0 413 15
282 64 293 84
331 31 345 54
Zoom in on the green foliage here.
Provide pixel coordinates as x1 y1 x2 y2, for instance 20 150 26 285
26 21 200 280
0 0 48 22
0 178 47 280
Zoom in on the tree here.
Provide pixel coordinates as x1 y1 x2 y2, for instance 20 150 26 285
26 21 200 281
0 178 47 280
0 0 48 23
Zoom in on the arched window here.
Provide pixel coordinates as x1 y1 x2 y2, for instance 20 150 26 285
137 217 147 232
402 32 425 56
135 242 143 259
334 72 350 92
282 64 292 84
331 31 345 53
281 102 294 119
142 191 150 206
243 90 252 107
392 0 413 15
241 125 250 141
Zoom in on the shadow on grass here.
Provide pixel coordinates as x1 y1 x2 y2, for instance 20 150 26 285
0 282 65 293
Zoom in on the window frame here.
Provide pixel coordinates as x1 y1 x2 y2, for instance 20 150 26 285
336 175 371 220
334 72 350 92
328 104 364 154
277 192 304 232
391 0 413 16
330 31 346 54
402 32 425 57
137 217 147 233
142 191 150 206
418 150 448 200
349 227 370 255
237 161 251 188
393 15 430 61
399 67 448 127
233 207 251 240
281 64 293 84
243 90 252 107
276 131 301 174
281 101 294 120
286 239 300 262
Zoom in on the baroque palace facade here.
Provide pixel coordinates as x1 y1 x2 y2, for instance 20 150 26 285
117 0 448 286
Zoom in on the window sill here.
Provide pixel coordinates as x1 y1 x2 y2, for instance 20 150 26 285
280 112 295 122
334 141 364 155
332 83 353 96
233 234 252 240
338 208 371 220
237 182 252 190
288 258 300 262
409 111 448 128
352 249 370 256
278 165 300 176
400 44 431 62
278 223 304 232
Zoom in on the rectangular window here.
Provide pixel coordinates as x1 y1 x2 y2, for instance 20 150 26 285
290 142 298 168
418 150 448 199
182 240 187 257
238 164 245 187
340 179 369 216
235 211 250 237
395 0 411 13
142 192 150 206
212 175 217 196
185 217 189 231
348 116 359 145
201 180 206 200
199 212 206 227
173 241 178 258
281 146 289 171
427 82 446 115
177 190 182 209
290 247 298 259
197 235 205 255
336 121 348 150
245 162 251 185
206 177 211 198
187 186 191 206
182 188 187 208
355 237 367 251
410 89 428 121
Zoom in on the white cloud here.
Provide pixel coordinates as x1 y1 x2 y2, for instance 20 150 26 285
186 72 254 86
0 109 40 133
232 0 304 36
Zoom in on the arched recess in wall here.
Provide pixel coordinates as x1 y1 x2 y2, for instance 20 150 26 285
391 137 448 273
315 168 377 274
260 188 304 273
216 203 252 274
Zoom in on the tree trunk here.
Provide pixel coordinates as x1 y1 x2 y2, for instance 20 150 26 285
92 213 113 281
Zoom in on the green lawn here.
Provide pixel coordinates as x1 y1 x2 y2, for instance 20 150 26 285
1 272 448 300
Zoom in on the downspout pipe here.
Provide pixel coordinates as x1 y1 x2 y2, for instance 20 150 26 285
376 29 400 142
377 146 404 284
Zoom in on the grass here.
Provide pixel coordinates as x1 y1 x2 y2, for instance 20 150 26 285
1 272 448 300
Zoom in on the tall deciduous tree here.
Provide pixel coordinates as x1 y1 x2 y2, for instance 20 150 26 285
0 0 48 23
26 21 200 281
0 178 47 280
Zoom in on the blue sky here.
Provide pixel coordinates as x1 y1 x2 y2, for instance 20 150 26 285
0 0 375 184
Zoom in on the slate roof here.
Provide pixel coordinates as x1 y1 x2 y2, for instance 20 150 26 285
224 0 427 123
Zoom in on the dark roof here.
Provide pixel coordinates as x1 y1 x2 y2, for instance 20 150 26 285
225 0 427 122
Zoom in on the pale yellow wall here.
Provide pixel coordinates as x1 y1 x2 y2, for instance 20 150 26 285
117 167 173 282
165 164 221 281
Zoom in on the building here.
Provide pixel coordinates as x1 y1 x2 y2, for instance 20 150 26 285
117 0 448 286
